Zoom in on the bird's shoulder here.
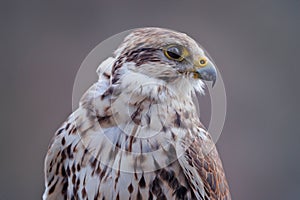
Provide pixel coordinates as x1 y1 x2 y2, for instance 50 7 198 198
177 128 231 200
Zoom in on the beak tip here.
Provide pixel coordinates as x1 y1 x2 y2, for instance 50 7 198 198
212 78 216 87
195 66 217 87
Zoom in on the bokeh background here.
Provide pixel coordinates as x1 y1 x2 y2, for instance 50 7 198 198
1 0 300 199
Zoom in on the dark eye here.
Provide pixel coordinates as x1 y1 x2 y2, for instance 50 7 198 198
164 45 184 61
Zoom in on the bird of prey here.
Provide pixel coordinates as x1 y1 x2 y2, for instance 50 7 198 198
43 27 231 200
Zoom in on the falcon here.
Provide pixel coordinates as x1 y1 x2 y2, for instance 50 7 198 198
43 27 231 200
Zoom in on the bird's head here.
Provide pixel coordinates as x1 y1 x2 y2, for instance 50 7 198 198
111 28 217 99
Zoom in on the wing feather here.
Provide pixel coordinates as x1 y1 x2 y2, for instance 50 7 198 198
178 129 231 200
43 118 79 200
43 57 115 200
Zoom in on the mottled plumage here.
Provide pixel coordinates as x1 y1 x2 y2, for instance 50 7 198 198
43 27 231 200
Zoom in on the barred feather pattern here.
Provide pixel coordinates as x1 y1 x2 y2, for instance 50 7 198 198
43 28 231 200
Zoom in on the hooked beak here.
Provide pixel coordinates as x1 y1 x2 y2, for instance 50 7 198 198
193 58 217 87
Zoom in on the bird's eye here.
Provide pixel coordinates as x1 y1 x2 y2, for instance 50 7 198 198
199 57 207 67
164 45 185 61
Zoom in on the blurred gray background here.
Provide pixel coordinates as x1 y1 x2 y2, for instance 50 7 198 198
1 0 300 199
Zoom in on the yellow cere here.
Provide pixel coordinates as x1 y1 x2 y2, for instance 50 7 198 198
198 57 208 67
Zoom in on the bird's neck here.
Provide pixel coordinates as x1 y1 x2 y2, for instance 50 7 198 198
109 77 201 137
80 69 202 140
